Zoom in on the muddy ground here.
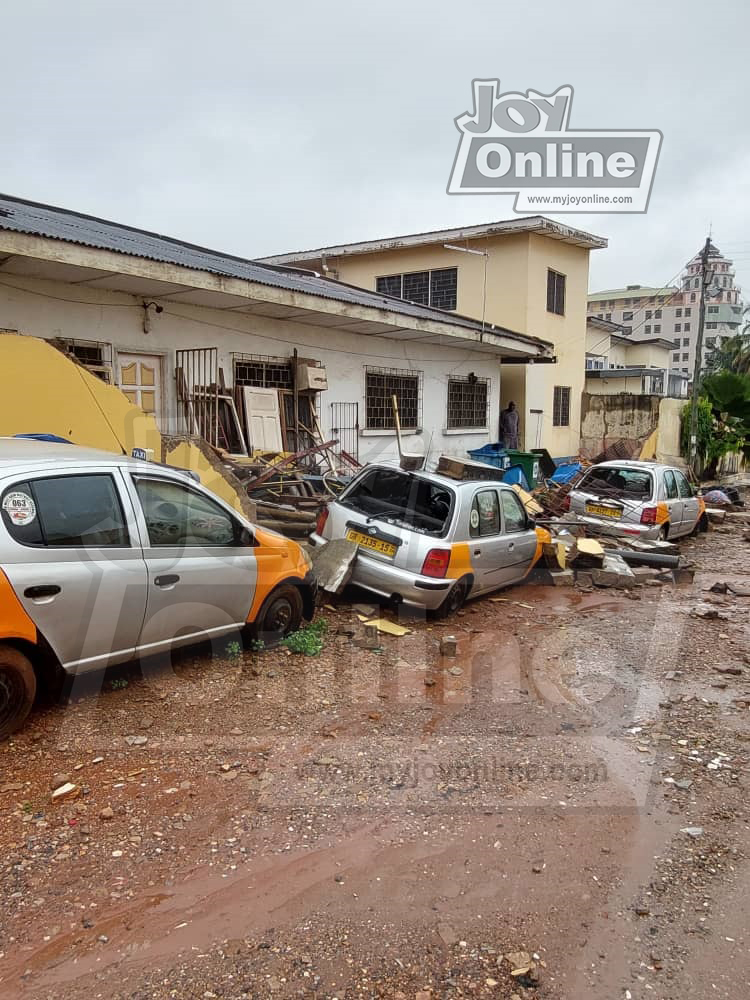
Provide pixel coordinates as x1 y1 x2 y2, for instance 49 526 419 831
0 518 749 1000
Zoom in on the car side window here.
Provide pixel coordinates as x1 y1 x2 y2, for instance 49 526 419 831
664 470 679 500
1 475 129 548
135 477 240 547
469 490 500 537
500 490 527 533
675 471 694 499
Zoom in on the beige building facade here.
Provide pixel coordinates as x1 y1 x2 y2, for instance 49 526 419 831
261 217 607 458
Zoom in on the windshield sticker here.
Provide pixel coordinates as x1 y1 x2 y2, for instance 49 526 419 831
2 491 37 526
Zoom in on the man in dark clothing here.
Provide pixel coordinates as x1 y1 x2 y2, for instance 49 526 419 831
499 401 520 449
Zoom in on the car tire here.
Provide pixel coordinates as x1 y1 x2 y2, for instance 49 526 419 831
693 513 709 535
0 646 37 740
659 523 670 541
432 577 470 620
248 584 304 647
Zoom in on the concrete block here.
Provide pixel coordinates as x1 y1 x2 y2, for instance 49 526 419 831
672 567 695 586
575 571 594 589
311 538 358 594
705 507 726 525
550 569 575 586
592 554 636 589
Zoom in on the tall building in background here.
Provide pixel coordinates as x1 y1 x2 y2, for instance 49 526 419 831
587 243 744 380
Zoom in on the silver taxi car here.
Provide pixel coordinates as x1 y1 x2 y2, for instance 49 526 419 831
567 460 707 540
310 464 545 616
0 439 315 737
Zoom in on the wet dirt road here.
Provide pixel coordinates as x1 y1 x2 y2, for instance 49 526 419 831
0 522 749 999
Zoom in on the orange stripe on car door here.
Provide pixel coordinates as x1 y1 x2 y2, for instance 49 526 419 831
0 569 37 643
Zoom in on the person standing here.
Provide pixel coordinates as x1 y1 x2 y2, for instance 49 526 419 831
499 401 520 449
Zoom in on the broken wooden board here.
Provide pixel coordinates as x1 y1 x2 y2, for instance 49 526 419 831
511 483 544 516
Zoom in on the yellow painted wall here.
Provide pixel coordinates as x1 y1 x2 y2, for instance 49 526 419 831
0 334 250 517
624 342 671 368
330 231 592 457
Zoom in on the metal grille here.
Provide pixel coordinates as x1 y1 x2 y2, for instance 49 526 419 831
553 385 571 427
176 347 219 445
446 376 489 429
375 268 457 310
233 353 292 388
365 367 422 430
330 402 360 471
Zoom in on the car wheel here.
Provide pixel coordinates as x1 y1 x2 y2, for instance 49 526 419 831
248 584 304 647
659 523 670 541
0 646 36 740
432 577 470 620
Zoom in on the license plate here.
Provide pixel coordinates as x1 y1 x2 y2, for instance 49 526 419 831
346 529 397 557
585 503 623 519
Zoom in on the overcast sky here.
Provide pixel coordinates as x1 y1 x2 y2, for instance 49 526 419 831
3 1 749 299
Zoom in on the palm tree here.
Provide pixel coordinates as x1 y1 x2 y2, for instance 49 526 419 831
705 331 750 375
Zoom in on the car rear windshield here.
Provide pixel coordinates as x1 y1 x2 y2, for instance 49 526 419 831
579 466 654 501
340 468 454 536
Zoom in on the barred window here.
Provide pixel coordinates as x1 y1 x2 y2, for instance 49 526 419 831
376 267 457 310
446 376 489 429
547 269 566 315
365 367 422 430
233 354 292 389
552 385 571 427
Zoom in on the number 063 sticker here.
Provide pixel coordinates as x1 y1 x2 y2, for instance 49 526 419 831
2 491 37 526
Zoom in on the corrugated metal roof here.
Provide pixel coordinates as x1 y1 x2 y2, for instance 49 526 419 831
0 194 552 352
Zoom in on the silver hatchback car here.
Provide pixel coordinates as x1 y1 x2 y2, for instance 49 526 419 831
567 460 707 540
311 464 543 616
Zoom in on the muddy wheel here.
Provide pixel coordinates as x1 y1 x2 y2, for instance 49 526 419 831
248 584 303 647
432 577 470 620
0 646 36 740
659 523 670 541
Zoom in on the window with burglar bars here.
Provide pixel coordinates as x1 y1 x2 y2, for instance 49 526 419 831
233 354 293 388
365 366 422 430
553 385 571 427
546 269 566 315
446 376 489 429
375 268 457 311
59 339 113 381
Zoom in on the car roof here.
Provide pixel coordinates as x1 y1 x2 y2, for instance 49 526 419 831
0 437 147 470
366 463 517 491
589 460 675 474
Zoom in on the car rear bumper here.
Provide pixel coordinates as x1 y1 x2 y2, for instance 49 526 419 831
309 533 453 610
572 514 660 540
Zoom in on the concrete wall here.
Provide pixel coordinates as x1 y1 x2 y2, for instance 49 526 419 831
329 231 592 458
0 274 503 469
579 391 685 465
625 342 671 368
580 392 661 456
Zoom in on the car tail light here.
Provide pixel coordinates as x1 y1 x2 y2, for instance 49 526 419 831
316 506 329 535
422 548 451 578
640 506 658 525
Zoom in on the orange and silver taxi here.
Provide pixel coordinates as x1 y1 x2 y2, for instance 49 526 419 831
311 464 547 616
567 460 707 539
0 439 315 736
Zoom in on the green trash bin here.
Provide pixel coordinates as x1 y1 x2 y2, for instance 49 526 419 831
503 450 541 489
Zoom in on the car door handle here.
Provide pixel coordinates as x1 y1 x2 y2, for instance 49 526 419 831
24 585 61 599
508 542 515 550
154 574 180 588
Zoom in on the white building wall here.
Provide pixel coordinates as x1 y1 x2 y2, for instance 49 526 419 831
0 275 502 468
